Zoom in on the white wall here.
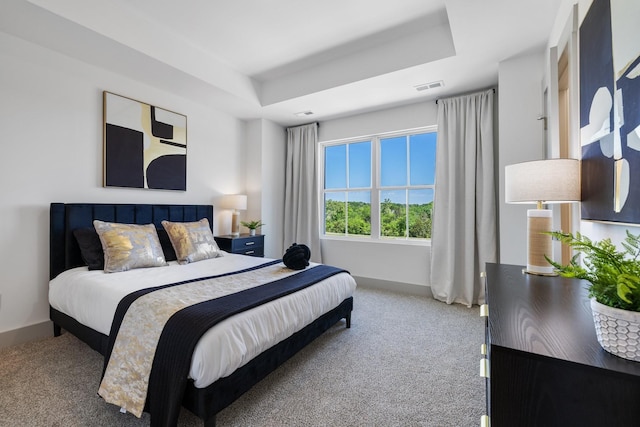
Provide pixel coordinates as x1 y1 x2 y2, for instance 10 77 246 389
245 120 263 232
0 32 248 342
318 102 436 287
497 51 547 266
246 119 286 258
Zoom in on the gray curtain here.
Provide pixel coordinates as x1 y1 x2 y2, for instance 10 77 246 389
430 89 497 306
283 123 322 263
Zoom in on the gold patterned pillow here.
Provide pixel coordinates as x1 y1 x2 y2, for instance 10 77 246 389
161 218 221 264
93 220 167 273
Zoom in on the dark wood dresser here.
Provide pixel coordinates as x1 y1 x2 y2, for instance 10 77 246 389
483 262 640 426
214 234 264 257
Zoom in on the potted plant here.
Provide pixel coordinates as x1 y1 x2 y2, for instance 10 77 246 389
547 230 640 362
240 220 264 236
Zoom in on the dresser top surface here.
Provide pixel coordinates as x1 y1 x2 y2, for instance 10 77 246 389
487 262 640 377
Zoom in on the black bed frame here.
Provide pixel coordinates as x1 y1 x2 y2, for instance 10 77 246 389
49 203 353 427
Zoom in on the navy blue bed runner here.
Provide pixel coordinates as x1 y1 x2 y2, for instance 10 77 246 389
102 261 346 427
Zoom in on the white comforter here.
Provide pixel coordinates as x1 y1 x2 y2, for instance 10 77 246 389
49 253 356 388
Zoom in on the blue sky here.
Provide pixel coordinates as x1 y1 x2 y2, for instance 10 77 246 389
325 132 436 204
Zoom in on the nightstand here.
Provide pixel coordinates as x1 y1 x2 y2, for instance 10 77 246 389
214 234 264 257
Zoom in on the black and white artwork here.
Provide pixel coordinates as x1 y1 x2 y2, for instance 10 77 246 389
580 0 640 223
103 91 187 191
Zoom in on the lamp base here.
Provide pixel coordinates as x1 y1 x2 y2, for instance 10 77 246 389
231 210 240 237
524 269 558 276
526 209 555 276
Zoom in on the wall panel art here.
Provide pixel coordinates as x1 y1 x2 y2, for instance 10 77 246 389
580 0 640 224
103 91 187 191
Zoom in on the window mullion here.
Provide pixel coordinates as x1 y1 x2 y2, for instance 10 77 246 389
345 146 349 235
371 136 380 239
405 135 410 238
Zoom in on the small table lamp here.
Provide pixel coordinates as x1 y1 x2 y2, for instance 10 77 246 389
505 159 580 275
222 194 247 237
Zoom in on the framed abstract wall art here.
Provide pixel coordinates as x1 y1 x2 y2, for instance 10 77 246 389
580 0 640 224
103 91 187 191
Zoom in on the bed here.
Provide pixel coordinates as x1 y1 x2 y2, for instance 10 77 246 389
49 202 355 427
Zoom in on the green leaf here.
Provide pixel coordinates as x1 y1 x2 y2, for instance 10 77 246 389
547 230 640 312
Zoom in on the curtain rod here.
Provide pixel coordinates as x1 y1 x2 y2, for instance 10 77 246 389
284 122 320 133
286 121 319 132
435 88 495 104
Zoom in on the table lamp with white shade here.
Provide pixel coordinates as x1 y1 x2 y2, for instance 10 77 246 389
221 194 247 237
505 159 580 275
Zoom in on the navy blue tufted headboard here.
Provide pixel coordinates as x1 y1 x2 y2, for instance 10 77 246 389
49 203 214 279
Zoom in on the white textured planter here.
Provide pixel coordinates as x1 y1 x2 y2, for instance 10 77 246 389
590 298 640 362
249 229 256 236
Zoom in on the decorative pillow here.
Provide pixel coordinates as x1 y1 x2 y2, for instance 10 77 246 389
161 218 221 264
93 220 167 273
73 227 105 270
283 243 311 270
156 228 178 262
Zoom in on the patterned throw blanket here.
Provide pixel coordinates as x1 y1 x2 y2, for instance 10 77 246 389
98 260 346 426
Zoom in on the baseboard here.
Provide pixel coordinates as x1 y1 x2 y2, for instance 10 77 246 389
0 320 53 350
353 276 432 297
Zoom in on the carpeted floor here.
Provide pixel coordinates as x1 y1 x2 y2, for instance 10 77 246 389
0 287 485 426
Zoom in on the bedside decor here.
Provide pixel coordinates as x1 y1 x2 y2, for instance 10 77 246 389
548 230 640 362
221 194 247 237
103 91 187 191
505 158 580 275
241 220 264 236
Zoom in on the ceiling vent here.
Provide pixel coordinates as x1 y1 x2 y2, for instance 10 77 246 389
294 111 314 117
415 80 444 92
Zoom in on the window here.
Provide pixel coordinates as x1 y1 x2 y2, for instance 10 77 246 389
323 141 372 236
321 128 436 241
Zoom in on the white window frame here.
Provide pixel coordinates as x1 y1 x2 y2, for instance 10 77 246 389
319 126 436 244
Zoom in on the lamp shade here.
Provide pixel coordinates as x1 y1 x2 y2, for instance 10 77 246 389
221 194 247 210
505 159 580 204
